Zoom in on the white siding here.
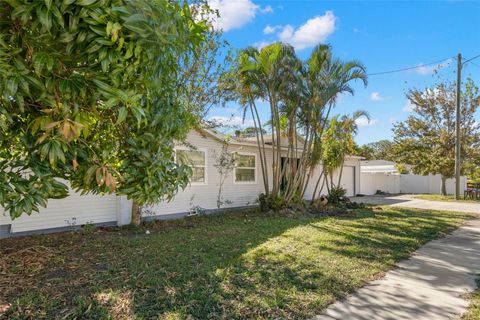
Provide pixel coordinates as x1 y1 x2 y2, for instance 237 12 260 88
300 158 361 199
341 166 355 196
146 131 273 216
0 188 118 233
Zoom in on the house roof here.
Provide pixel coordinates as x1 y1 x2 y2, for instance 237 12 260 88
197 128 363 160
361 160 396 166
360 160 397 173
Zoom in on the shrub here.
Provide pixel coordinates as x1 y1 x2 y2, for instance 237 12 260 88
258 193 287 211
327 187 347 204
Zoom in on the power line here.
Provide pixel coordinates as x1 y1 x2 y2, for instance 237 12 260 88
463 53 480 65
367 57 454 76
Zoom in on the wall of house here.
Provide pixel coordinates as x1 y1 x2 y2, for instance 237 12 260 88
0 130 362 237
360 172 467 195
146 131 273 217
303 157 361 198
0 187 120 236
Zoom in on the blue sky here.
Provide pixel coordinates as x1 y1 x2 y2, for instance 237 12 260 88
205 0 480 145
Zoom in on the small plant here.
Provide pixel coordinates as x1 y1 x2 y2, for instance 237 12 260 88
65 217 77 231
140 207 156 217
189 205 207 216
213 142 236 209
81 222 96 235
327 187 347 204
258 193 287 212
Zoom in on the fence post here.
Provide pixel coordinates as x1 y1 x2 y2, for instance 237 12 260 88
116 196 133 226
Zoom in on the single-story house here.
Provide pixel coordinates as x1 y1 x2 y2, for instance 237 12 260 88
0 129 362 238
360 160 467 195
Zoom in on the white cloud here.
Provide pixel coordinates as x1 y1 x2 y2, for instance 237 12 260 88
403 100 415 112
208 116 254 128
370 92 384 101
413 59 452 75
253 40 272 50
278 11 336 50
208 0 259 32
355 118 378 127
260 5 273 14
263 25 278 35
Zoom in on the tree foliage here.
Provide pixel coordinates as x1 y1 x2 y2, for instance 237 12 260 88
393 78 480 194
0 0 207 219
234 127 266 138
356 139 396 161
228 43 367 203
321 111 369 193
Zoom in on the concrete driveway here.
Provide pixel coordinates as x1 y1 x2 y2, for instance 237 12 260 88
351 194 480 214
314 194 480 320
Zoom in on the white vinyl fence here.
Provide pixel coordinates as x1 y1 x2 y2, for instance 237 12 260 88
360 173 467 195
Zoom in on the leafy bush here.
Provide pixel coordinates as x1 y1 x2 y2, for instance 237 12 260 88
258 193 287 211
327 187 347 204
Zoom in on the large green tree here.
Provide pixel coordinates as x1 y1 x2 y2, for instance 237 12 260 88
356 139 396 161
0 0 207 222
393 78 480 195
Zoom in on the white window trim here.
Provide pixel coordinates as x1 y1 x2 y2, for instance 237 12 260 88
174 147 208 185
234 152 257 184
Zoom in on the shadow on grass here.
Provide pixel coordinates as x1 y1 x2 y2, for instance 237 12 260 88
0 207 469 319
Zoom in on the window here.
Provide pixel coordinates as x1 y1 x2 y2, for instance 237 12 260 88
176 149 206 183
235 153 256 183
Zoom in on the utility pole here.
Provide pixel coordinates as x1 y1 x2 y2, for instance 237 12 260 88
454 53 462 200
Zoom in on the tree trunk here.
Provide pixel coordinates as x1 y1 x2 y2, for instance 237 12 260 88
440 176 447 196
131 201 141 226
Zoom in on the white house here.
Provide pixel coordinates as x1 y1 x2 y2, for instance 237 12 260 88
0 129 362 238
360 160 467 195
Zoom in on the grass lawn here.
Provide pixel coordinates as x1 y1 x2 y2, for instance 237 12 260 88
463 278 480 320
415 194 480 203
0 207 472 319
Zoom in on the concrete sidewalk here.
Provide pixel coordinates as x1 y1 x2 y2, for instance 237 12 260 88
351 194 480 214
313 218 480 320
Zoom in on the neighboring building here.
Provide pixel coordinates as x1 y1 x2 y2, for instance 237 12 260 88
360 160 398 174
360 160 467 195
0 129 362 238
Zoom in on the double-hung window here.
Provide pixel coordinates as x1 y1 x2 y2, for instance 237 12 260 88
176 149 206 184
234 153 256 183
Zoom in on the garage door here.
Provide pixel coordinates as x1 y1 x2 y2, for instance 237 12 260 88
340 166 355 197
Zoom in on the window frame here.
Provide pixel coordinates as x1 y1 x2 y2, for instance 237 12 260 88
174 147 208 185
234 152 257 184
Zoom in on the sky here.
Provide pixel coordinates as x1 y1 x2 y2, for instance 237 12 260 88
205 0 480 145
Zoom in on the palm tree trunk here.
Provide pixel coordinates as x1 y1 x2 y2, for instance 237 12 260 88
311 169 325 202
252 99 270 195
249 98 269 195
337 160 345 188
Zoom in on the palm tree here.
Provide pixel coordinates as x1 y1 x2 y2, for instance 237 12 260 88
336 110 370 187
225 43 368 204
295 44 368 200
234 42 300 196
